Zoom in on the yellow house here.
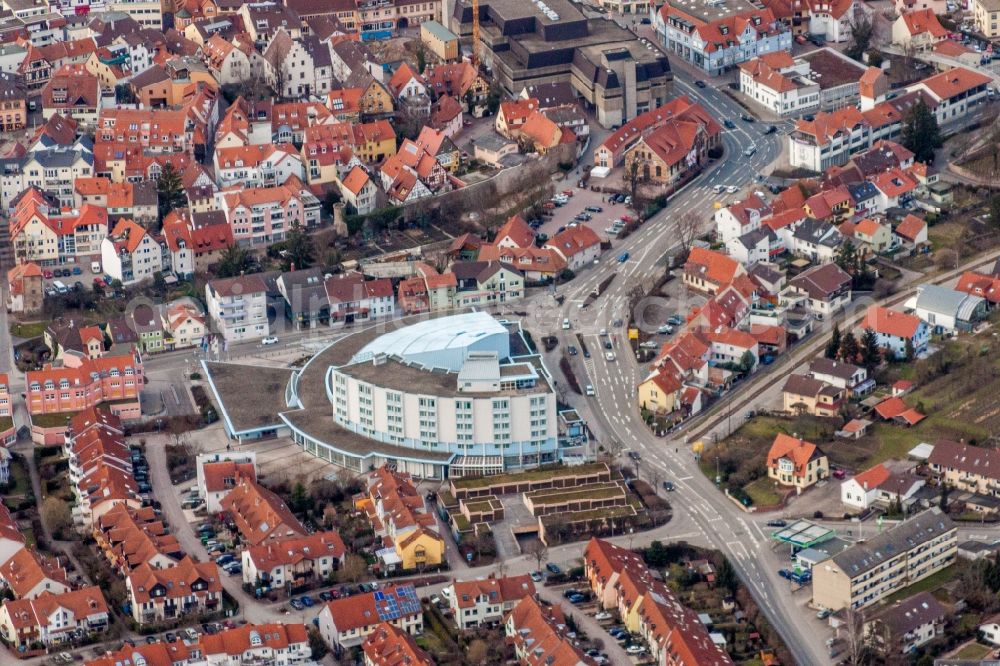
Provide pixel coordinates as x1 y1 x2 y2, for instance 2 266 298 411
781 375 844 417
840 218 892 255
767 433 829 491
352 120 397 163
637 371 679 414
395 527 445 570
359 79 395 118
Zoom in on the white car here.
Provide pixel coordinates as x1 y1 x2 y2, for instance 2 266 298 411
585 385 595 396
562 318 571 330
726 185 738 194
626 645 647 655
605 352 616 362
594 611 612 621
261 336 279 345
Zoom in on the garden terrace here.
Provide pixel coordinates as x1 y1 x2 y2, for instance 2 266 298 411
449 462 611 499
537 505 638 545
459 496 504 523
523 482 629 516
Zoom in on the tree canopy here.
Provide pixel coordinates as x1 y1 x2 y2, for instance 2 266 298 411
901 99 941 163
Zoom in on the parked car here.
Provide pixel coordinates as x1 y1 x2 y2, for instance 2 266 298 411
695 80 706 88
261 336 279 345
832 469 847 479
568 594 586 604
585 205 603 213
657 325 674 334
185 628 198 641
568 345 578 356
165 632 176 643
778 569 793 580
667 314 685 326
545 563 561 575
626 645 647 655
766 519 787 528
594 611 612 621
817 608 831 619
299 595 314 607
289 599 303 610
530 571 543 582
319 591 333 602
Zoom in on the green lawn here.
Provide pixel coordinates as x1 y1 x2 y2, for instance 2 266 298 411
4 459 29 497
30 412 76 428
9 321 48 339
955 642 992 660
883 567 958 604
745 477 783 507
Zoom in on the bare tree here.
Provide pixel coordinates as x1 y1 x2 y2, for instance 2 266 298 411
843 605 870 665
623 153 647 202
676 210 702 254
525 541 548 571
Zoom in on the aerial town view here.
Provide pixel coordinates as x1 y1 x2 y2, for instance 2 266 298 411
5 0 1000 663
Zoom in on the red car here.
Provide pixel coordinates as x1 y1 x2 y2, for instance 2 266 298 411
542 202 556 210
832 469 846 479
562 189 574 197
43 270 53 279
93 277 106 287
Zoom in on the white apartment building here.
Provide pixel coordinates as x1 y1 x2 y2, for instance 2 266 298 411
443 575 536 630
205 274 270 343
105 0 162 29
100 219 164 286
812 508 957 611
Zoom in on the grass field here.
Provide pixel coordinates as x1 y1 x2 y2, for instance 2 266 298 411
883 567 958 604
9 321 48 339
955 642 992 660
744 477 783 507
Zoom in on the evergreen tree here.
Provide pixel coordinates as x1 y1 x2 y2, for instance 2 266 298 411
905 336 916 362
835 240 858 275
825 323 842 360
860 328 882 371
156 163 186 226
216 245 254 278
280 222 316 272
839 331 860 363
901 99 942 163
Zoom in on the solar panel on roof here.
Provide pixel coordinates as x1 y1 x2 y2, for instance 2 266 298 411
374 591 384 601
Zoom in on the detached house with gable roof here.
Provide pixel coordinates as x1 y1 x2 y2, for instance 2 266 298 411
767 433 829 490
100 219 165 287
683 247 746 295
0 586 109 649
861 305 929 359
318 584 423 650
221 476 307 546
241 531 346 590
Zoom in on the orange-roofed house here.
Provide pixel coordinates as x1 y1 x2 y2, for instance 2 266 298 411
839 217 892 254
893 213 928 248
493 214 536 249
200 623 310 663
956 270 1000 305
873 396 926 426
504 596 592 666
101 218 164 287
326 87 364 123
892 9 948 51
6 263 43 316
198 457 256 513
841 463 891 510
0 586 109 649
423 62 490 114
518 111 569 155
904 67 991 125
738 53 820 118
767 433 829 490
218 177 322 246
220 476 307 546
496 97 538 138
683 247 746 294
870 167 918 210
318 584 423 650
544 224 602 269
0 548 70 600
213 143 304 188
363 622 433 666
386 63 428 107
337 165 379 215
861 305 929 359
126 556 222 625
397 276 430 315
444 574 536 630
241 531 346 589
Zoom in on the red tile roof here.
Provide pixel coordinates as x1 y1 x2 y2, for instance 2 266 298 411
915 67 991 101
862 305 923 338
493 214 536 249
244 531 346 571
900 9 947 38
127 556 221 604
767 433 824 476
362 622 433 666
220 477 307 546
852 463 891 491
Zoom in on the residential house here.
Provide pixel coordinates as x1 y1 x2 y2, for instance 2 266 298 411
956 270 1000 306
683 247 746 295
504 597 591 666
865 592 948 655
767 433 829 490
338 166 378 215
161 209 234 279
221 476 307 546
927 439 1000 497
160 299 207 351
205 274 270 343
126 557 222 625
317 585 423 650
904 67 991 126
782 262 852 319
443 575 536 630
324 272 395 326
0 548 70 600
130 304 163 354
893 214 928 249
782 374 844 417
809 357 874 396
362 623 433 666
26 350 145 419
0 587 109 649
892 9 947 51
860 305 930 359
543 225 602 271
790 217 844 262
839 218 892 254
241 531 347 591
905 283 987 334
715 194 772 245
195 451 256 513
100 219 164 287
218 177 321 246
213 143 304 189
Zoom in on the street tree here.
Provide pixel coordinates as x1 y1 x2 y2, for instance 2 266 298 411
901 99 942 163
526 541 548 572
676 210 702 254
623 154 646 203
337 553 368 584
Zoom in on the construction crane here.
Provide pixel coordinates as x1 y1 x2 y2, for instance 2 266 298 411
471 0 481 68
